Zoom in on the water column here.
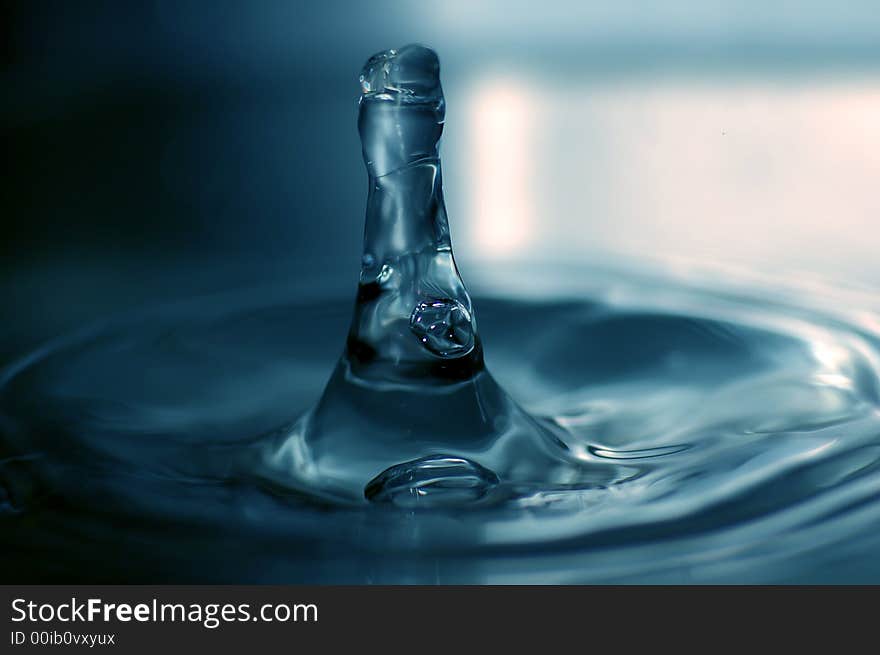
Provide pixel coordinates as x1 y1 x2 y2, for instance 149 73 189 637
268 46 567 504
349 45 480 378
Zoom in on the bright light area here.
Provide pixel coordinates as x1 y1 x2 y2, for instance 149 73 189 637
445 75 880 283
464 79 536 258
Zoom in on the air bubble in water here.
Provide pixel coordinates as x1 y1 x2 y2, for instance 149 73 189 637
364 455 500 507
410 299 474 357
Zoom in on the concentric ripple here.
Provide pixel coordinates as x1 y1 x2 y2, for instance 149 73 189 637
1 268 880 583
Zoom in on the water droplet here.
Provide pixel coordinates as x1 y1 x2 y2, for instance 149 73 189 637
364 455 500 507
358 45 441 105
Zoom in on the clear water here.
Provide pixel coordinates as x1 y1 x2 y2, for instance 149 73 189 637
2 46 880 583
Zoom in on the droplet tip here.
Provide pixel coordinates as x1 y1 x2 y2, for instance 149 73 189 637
359 44 442 104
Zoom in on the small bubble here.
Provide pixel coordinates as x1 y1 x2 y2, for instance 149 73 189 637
409 298 474 358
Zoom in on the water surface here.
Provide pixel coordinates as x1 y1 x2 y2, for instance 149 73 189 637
2 263 880 583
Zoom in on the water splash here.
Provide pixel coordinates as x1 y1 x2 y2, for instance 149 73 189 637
259 45 586 505
2 45 880 582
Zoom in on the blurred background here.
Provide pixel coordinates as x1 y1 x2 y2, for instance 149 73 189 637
3 0 879 362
